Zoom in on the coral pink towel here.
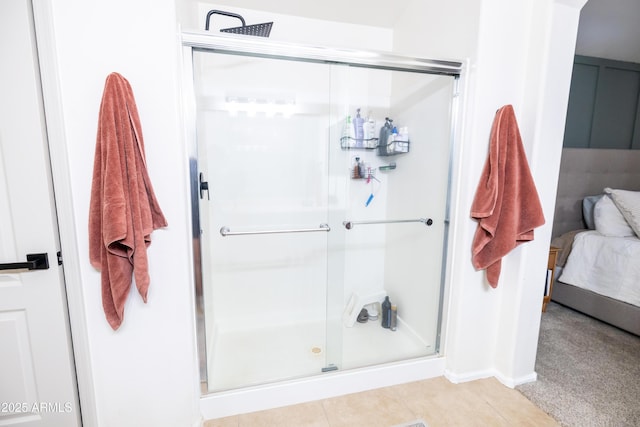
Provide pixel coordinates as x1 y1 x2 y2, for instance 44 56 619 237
471 105 545 288
89 72 167 330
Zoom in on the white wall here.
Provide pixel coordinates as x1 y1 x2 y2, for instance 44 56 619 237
393 0 481 60
394 0 586 385
39 0 200 426
35 0 585 425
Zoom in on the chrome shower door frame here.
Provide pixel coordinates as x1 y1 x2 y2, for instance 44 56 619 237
180 31 463 394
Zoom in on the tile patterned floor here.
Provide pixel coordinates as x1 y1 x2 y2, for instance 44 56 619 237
204 376 559 427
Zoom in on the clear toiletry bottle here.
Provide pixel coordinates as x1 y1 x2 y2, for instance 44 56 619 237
361 161 370 180
342 115 354 147
366 303 379 321
398 126 409 142
388 126 398 153
399 126 410 153
354 108 365 147
366 113 377 148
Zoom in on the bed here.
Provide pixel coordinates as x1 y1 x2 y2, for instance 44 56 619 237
551 148 640 336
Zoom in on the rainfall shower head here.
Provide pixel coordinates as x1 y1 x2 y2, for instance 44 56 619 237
205 10 273 38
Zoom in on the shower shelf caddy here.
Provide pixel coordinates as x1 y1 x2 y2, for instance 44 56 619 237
340 136 378 150
340 137 410 155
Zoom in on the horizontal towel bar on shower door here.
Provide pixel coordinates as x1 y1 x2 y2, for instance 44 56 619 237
220 223 330 236
342 218 433 230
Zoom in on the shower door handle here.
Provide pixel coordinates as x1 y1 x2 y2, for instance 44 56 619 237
199 173 210 200
0 253 49 271
220 223 330 236
343 217 433 230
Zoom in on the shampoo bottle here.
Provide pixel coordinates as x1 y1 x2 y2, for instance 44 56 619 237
378 118 393 155
381 296 391 328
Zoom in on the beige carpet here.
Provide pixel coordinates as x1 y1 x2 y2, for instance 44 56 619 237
517 302 640 427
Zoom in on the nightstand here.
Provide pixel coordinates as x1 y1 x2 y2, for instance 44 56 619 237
543 246 561 312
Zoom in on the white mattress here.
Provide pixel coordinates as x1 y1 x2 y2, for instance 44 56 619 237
558 230 640 308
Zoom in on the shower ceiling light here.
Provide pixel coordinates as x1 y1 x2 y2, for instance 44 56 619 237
225 97 295 118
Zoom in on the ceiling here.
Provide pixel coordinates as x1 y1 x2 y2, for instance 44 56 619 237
576 0 640 62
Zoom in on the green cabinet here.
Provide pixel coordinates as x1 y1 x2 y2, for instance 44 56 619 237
563 55 640 149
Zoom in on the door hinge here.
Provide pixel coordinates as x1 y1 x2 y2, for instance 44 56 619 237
57 251 63 266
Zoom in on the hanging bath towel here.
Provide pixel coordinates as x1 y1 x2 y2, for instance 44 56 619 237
89 72 168 330
470 105 545 288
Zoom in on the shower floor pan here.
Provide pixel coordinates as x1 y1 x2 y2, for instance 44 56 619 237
207 317 433 392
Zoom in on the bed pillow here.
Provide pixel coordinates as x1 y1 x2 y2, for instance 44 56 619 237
593 194 635 237
582 194 603 230
604 187 640 237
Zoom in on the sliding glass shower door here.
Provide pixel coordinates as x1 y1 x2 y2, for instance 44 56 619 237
194 51 339 391
189 39 460 393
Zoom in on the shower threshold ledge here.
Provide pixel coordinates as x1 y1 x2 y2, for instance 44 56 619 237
199 355 445 420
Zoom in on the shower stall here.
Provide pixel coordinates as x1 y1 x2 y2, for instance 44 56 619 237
182 32 462 413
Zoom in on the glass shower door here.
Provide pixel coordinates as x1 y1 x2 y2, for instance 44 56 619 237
189 39 460 394
328 65 455 370
193 51 339 392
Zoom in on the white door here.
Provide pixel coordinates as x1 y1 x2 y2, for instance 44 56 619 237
0 1 81 426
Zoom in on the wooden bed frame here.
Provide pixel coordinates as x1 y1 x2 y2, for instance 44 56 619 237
551 148 640 336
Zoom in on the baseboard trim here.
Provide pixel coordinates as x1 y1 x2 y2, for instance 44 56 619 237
444 368 537 388
498 371 537 388
444 368 494 384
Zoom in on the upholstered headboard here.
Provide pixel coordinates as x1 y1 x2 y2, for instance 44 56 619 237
552 148 640 238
